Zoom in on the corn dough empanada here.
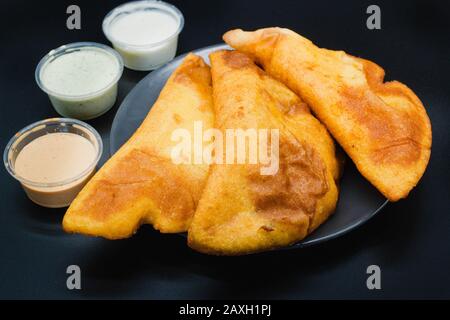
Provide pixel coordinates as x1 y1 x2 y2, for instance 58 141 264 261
224 28 432 201
188 50 340 255
63 54 214 238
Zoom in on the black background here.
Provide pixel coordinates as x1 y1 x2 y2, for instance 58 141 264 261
0 0 449 299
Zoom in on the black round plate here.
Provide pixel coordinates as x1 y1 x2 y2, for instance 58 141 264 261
110 44 388 249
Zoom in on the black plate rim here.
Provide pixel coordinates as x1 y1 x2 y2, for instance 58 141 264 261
286 199 388 249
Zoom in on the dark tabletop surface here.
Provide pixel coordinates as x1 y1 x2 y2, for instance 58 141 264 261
0 0 449 299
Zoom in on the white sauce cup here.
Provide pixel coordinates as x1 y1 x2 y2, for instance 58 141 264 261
103 0 184 71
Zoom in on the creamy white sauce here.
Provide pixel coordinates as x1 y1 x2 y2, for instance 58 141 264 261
109 10 179 46
41 48 119 96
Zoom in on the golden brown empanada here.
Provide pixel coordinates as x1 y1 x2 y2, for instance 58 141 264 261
63 54 214 238
224 27 432 201
188 50 340 255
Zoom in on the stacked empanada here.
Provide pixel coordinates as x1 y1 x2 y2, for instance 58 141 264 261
63 28 431 255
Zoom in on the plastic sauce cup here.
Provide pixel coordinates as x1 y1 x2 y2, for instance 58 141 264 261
3 118 103 208
35 42 124 120
103 0 184 71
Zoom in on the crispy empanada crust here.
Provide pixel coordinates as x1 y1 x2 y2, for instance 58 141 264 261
188 50 340 255
224 28 432 201
63 54 214 238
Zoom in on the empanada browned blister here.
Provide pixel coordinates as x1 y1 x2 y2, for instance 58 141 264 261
188 50 341 255
63 54 214 239
224 28 432 201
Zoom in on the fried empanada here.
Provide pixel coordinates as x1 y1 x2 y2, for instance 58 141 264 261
63 54 214 238
188 50 340 255
224 28 432 201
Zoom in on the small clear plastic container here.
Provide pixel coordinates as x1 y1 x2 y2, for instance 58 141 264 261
3 118 103 208
35 42 124 120
103 0 184 71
